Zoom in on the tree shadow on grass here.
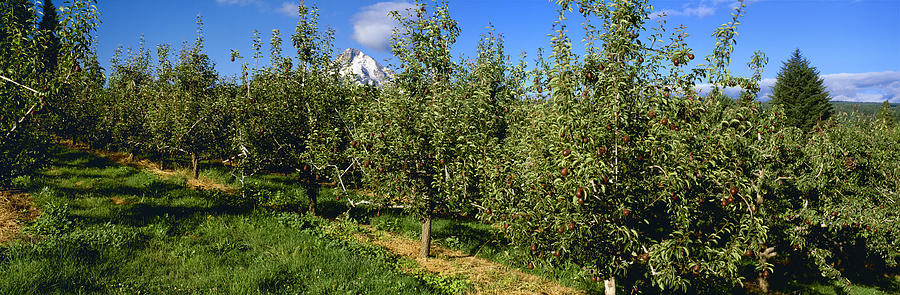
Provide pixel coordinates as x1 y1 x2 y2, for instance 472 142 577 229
748 254 900 295
51 149 118 169
27 146 261 235
432 220 507 257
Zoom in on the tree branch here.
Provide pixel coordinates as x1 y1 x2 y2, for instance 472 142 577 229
1 75 47 138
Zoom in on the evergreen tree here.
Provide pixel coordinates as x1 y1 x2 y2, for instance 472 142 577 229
895 101 900 123
877 100 894 127
769 49 832 132
38 0 60 74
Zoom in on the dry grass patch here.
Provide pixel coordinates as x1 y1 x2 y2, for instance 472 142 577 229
0 190 39 244
110 197 135 205
354 225 579 295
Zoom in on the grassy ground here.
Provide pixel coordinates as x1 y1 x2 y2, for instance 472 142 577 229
0 147 446 294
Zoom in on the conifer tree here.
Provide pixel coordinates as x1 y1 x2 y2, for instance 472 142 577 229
39 0 60 74
895 101 900 123
769 49 832 132
877 100 894 127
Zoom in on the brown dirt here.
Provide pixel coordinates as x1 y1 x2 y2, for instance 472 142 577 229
352 225 580 295
110 197 134 205
0 190 39 244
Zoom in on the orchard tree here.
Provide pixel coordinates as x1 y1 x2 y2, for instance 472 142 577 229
230 4 352 215
104 41 154 155
765 113 900 290
355 0 521 257
0 0 45 185
357 1 463 256
876 100 894 127
65 47 106 146
768 49 832 133
468 28 528 208
0 0 98 185
481 0 789 293
146 16 229 179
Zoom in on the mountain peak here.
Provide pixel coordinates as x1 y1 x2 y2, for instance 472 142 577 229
336 48 393 86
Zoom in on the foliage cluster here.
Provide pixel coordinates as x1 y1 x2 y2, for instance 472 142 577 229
2 0 897 293
0 0 99 184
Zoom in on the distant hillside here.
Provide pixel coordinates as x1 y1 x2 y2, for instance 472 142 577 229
759 101 898 120
830 101 898 116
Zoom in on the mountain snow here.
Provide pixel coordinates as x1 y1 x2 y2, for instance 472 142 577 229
335 48 393 86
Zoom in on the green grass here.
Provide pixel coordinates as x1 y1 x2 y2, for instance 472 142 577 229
0 147 443 294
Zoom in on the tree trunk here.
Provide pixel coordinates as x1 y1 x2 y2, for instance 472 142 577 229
306 179 318 216
604 276 616 295
757 246 777 294
190 152 199 179
758 274 769 293
421 212 432 258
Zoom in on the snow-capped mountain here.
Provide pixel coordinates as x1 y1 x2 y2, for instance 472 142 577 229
335 48 393 86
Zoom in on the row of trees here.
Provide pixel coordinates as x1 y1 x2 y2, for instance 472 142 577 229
356 0 898 293
1 0 100 185
67 6 355 219
3 0 897 293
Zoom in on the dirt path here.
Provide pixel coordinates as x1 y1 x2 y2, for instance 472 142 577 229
78 143 579 294
0 190 39 244
353 225 579 295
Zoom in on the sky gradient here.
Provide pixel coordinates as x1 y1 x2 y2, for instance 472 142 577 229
94 0 900 102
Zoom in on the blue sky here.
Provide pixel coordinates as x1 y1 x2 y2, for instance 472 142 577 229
94 0 900 102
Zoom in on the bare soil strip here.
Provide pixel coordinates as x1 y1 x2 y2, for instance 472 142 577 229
353 225 579 295
77 143 578 294
0 190 39 244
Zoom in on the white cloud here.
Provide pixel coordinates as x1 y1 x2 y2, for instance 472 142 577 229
650 0 759 20
821 71 900 103
351 1 414 52
215 0 261 6
216 0 302 17
651 5 715 19
276 2 299 17
695 71 900 103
